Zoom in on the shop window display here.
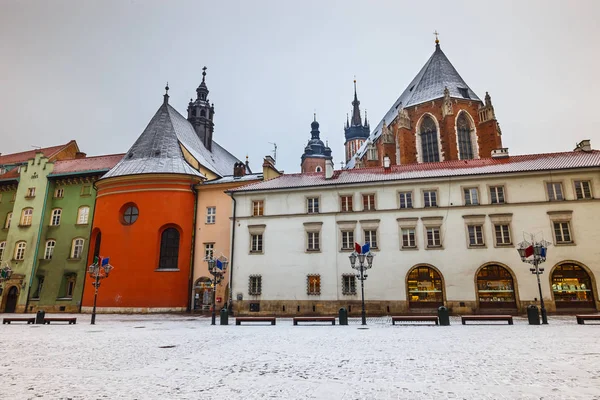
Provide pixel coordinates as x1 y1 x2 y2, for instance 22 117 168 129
477 265 516 309
407 266 443 308
552 264 596 309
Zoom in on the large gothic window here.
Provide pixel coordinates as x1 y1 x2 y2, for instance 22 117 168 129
457 113 474 160
159 228 180 269
420 116 440 163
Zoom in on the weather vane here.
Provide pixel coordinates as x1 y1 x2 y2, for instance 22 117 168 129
434 30 440 44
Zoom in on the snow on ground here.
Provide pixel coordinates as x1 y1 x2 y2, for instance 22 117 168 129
1 314 599 400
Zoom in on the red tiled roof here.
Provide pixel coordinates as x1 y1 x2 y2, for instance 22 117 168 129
231 150 600 192
50 154 125 175
0 141 76 165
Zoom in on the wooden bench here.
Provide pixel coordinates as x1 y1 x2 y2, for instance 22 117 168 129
3 317 35 325
392 316 438 325
235 317 276 326
461 315 513 325
576 315 600 325
43 317 77 325
293 316 335 325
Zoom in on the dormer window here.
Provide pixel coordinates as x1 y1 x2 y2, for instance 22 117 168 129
458 87 470 99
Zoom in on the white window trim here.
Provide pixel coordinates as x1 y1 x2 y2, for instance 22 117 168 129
487 184 507 205
206 206 216 224
422 216 444 249
70 238 85 259
44 240 56 260
489 213 513 247
304 222 322 253
397 217 419 250
77 206 90 225
398 191 414 209
248 224 266 254
545 181 565 201
14 241 26 260
462 186 480 206
422 188 439 208
361 193 376 211
339 194 354 212
50 208 62 226
306 196 320 214
572 179 594 200
548 211 574 245
251 199 265 216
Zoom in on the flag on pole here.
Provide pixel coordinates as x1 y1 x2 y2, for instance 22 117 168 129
101 257 110 266
524 246 534 258
540 247 546 258
354 243 362 254
93 256 99 265
362 243 370 254
216 259 223 270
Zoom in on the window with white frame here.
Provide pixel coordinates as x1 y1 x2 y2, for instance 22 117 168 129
0 241 5 261
50 208 62 226
26 187 36 198
307 231 320 251
249 275 262 295
401 228 416 248
546 182 564 201
54 188 64 198
206 206 216 224
307 197 319 214
20 208 33 226
307 274 321 295
426 227 442 248
574 180 592 200
423 190 437 207
490 186 505 204
367 145 378 161
251 234 263 253
467 225 484 246
77 206 90 224
364 229 378 249
341 230 354 250
362 194 376 211
553 222 572 244
71 238 85 259
252 200 264 216
340 195 353 212
14 241 26 260
342 274 356 295
44 240 56 260
204 243 214 259
399 192 413 209
4 212 11 229
494 224 511 245
464 188 479 205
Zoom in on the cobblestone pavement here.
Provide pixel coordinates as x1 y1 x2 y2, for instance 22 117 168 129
0 314 599 399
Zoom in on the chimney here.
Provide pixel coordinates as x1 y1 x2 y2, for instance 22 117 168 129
75 152 87 159
383 155 391 169
491 148 509 159
233 162 246 177
325 159 334 179
574 140 592 152
262 155 281 181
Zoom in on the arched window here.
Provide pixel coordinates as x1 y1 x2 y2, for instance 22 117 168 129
200 109 206 117
70 238 85 259
420 116 440 162
192 109 197 117
50 209 62 226
0 241 5 261
4 212 12 229
93 231 102 259
407 265 443 308
315 166 322 172
14 241 26 260
20 208 33 226
44 240 56 260
552 263 596 310
457 113 474 160
77 206 90 224
476 265 516 309
159 228 180 269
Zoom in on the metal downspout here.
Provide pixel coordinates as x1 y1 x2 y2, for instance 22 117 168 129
187 183 199 313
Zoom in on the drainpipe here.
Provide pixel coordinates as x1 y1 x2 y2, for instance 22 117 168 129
24 179 51 313
228 192 237 314
187 182 199 313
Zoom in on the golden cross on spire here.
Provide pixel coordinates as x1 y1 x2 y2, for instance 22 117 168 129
434 30 440 44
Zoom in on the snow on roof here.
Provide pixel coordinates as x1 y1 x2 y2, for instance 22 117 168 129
231 150 600 193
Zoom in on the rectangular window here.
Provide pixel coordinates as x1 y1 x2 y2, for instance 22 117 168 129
467 225 484 246
81 185 92 196
340 195 353 212
307 197 319 214
66 276 76 297
341 231 354 250
546 182 564 201
362 194 376 211
33 276 44 298
464 188 479 205
71 238 85 259
364 229 378 249
426 227 442 248
252 200 264 216
574 180 592 200
490 186 505 204
401 228 416 248
44 240 56 260
206 206 216 224
54 188 64 198
423 190 437 207
249 275 262 295
21 209 33 226
77 207 90 224
553 222 572 244
399 192 413 209
494 224 512 245
342 274 356 295
26 187 36 198
307 275 321 295
307 232 320 251
50 209 61 226
15 242 26 260
367 146 378 161
4 212 12 229
204 243 214 259
251 234 263 253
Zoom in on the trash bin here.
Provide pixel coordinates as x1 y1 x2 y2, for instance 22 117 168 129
338 308 348 326
527 305 540 325
438 306 450 326
35 310 45 324
220 307 229 325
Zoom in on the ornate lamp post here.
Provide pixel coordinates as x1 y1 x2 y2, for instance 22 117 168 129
0 263 13 295
349 247 374 326
87 257 114 325
206 255 229 325
517 239 550 325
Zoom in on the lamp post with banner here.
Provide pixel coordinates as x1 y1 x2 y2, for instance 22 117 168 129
206 254 229 325
87 256 114 325
348 242 375 326
517 236 551 325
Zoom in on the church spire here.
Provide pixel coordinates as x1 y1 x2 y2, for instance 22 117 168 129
351 79 362 126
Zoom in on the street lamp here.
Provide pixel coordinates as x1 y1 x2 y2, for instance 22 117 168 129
517 238 550 324
0 263 13 295
206 254 229 325
87 257 114 325
349 248 375 326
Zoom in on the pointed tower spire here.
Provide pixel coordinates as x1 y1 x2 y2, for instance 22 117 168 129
434 30 440 48
163 82 169 104
351 78 362 126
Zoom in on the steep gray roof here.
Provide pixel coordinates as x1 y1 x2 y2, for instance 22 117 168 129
346 44 481 169
103 101 243 179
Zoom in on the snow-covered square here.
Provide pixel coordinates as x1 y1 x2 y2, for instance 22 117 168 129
1 314 599 400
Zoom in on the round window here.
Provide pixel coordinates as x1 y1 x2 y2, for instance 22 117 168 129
121 205 139 225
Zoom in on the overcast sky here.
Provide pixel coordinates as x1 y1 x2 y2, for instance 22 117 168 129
1 0 599 173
